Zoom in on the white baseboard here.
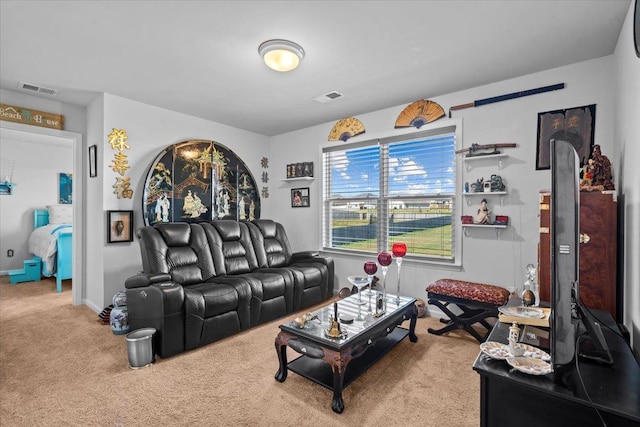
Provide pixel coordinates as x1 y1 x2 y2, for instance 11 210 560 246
82 298 102 315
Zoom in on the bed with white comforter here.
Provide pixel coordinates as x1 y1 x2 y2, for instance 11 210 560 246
28 223 72 274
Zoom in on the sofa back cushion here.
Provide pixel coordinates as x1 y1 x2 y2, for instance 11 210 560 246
137 223 217 285
249 220 293 268
207 220 259 274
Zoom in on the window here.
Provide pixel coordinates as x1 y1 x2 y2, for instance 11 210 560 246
322 124 458 262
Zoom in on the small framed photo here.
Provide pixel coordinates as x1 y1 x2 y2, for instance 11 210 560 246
88 145 97 178
302 162 314 177
291 187 310 208
107 210 133 243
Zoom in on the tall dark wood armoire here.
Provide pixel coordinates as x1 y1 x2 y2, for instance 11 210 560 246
538 190 618 321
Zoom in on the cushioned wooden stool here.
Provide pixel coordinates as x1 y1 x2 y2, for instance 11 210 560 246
426 279 510 343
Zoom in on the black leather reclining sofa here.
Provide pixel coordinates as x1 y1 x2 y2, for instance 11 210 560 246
125 219 334 358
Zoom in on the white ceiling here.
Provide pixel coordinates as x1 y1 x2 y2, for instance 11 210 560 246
0 1 631 137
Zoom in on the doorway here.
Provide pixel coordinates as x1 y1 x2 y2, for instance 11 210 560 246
0 121 84 306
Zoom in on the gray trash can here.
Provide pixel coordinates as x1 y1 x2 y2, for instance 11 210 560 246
126 328 156 369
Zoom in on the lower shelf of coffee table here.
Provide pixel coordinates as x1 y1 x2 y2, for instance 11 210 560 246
287 327 409 391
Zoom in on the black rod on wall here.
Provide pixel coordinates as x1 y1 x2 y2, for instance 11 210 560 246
448 83 566 117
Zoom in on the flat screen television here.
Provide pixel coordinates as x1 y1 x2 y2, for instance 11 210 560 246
549 139 613 371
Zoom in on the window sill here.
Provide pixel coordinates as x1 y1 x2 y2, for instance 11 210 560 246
320 248 462 270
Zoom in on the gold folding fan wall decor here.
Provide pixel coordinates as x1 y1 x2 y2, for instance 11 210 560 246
328 117 366 141
394 100 445 129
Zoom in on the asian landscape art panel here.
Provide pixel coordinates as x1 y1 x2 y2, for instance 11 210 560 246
142 139 260 226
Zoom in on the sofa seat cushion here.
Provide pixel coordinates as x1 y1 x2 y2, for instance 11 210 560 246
258 273 286 300
184 282 239 318
240 271 287 301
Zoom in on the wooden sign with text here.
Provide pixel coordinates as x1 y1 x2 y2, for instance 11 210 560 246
0 103 64 130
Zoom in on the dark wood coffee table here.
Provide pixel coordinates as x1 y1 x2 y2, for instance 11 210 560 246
274 293 417 413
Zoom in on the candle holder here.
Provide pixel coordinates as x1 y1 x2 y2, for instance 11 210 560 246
363 261 377 296
363 261 377 312
392 242 407 304
377 252 392 313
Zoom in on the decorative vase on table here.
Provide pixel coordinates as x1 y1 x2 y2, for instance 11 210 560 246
363 261 378 296
363 261 378 312
377 252 392 312
392 242 407 304
110 290 129 335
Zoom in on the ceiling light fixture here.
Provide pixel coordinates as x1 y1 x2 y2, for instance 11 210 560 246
258 39 305 72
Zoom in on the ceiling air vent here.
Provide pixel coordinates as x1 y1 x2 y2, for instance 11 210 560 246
18 81 58 96
312 91 344 104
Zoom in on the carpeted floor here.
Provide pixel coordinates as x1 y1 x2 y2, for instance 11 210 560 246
0 277 481 426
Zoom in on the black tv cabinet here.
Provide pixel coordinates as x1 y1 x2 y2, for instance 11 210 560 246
473 311 640 427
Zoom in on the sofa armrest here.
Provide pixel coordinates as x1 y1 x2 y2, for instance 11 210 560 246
125 273 173 289
291 251 319 261
125 275 186 358
290 253 335 300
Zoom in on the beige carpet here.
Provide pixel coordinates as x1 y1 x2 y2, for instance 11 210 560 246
0 277 481 426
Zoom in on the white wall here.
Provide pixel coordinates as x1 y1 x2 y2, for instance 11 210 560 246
84 94 105 311
269 57 615 305
86 93 271 309
613 2 640 354
0 137 72 271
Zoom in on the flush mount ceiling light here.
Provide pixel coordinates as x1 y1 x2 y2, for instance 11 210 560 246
258 39 305 72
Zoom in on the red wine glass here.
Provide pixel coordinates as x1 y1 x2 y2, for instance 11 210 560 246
392 242 407 258
364 261 377 296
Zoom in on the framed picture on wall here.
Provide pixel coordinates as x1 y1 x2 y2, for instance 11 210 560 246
58 173 72 204
635 0 639 58
88 145 97 178
536 104 596 170
107 210 133 243
291 187 309 208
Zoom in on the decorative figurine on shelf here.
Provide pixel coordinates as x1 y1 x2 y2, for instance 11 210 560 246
508 322 524 356
470 178 484 193
589 144 615 191
580 161 593 187
474 198 492 224
490 174 505 192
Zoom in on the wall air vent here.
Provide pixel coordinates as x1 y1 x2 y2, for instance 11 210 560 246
18 81 58 96
312 91 344 104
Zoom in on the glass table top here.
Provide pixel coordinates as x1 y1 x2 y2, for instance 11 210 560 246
280 293 415 346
